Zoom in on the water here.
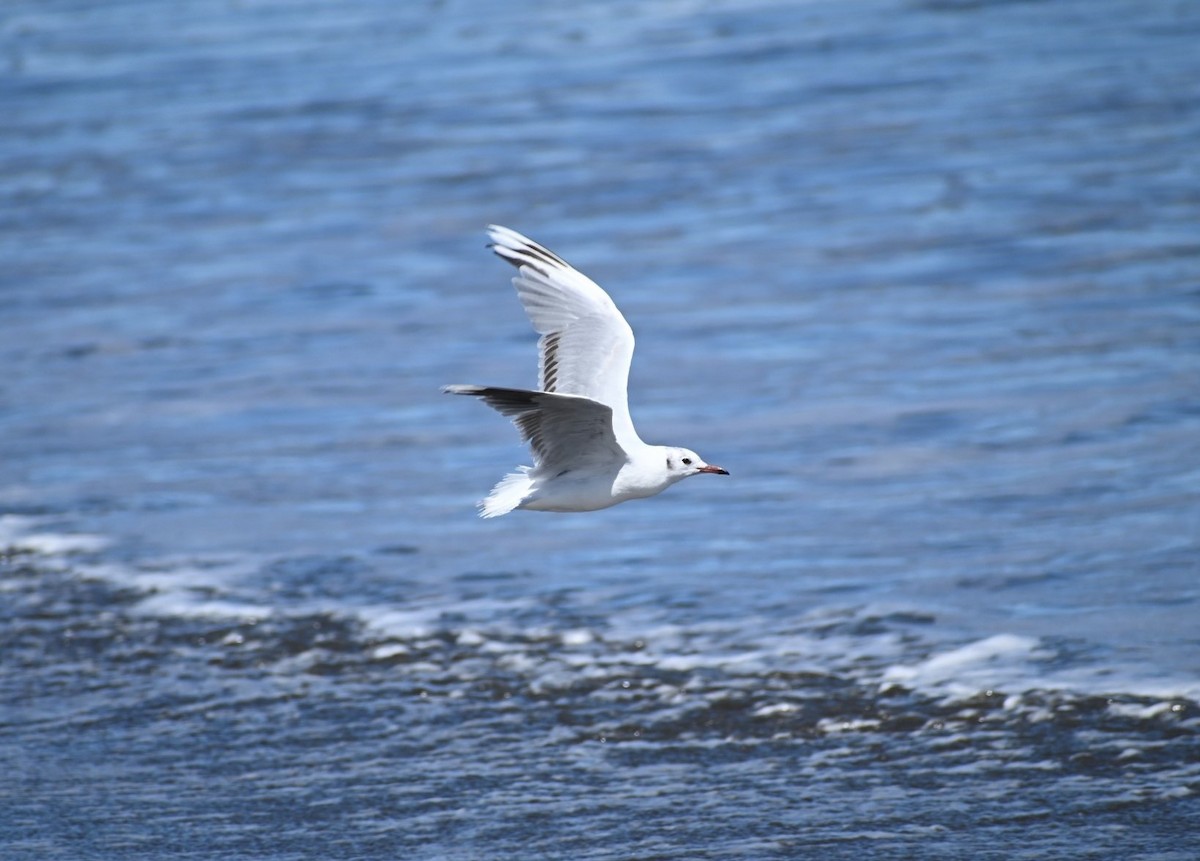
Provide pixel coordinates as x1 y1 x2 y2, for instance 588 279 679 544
2 0 1199 857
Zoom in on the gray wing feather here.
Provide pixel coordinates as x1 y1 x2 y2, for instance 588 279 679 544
443 385 627 469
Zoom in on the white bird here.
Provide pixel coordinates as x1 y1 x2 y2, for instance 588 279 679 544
444 225 728 518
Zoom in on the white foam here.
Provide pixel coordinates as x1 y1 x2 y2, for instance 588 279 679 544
1106 700 1182 721
6 514 1197 703
751 703 797 718
0 514 109 555
561 628 595 646
135 592 267 620
883 634 1047 697
882 632 1200 702
371 643 410 660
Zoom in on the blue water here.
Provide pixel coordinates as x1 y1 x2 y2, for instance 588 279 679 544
2 0 1199 858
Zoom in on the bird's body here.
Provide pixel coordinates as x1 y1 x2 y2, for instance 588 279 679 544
444 226 727 517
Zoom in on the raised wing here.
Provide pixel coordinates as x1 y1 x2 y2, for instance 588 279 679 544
486 225 640 449
442 385 627 470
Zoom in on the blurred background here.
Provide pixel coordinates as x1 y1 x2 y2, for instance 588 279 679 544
2 1 1198 858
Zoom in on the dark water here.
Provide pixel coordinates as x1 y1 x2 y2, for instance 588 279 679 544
2 0 1199 858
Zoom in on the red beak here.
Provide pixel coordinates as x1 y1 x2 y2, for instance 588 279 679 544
697 465 729 475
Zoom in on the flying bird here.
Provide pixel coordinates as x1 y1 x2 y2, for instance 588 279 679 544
444 225 728 517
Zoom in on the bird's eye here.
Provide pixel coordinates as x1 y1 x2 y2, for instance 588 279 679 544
682 457 692 466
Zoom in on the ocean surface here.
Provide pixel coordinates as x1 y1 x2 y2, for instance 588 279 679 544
2 0 1199 858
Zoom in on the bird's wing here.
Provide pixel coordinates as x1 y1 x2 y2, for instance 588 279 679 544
443 385 628 470
486 225 641 450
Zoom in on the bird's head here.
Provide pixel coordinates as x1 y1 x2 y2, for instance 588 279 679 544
663 447 729 483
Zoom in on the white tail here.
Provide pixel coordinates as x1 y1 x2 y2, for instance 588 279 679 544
479 467 533 518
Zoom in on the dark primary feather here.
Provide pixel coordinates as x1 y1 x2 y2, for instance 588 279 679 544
489 235 571 273
540 332 562 392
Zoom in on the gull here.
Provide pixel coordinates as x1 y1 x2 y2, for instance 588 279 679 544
444 225 728 517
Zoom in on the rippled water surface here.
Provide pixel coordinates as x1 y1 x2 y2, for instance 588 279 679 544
2 1 1199 858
